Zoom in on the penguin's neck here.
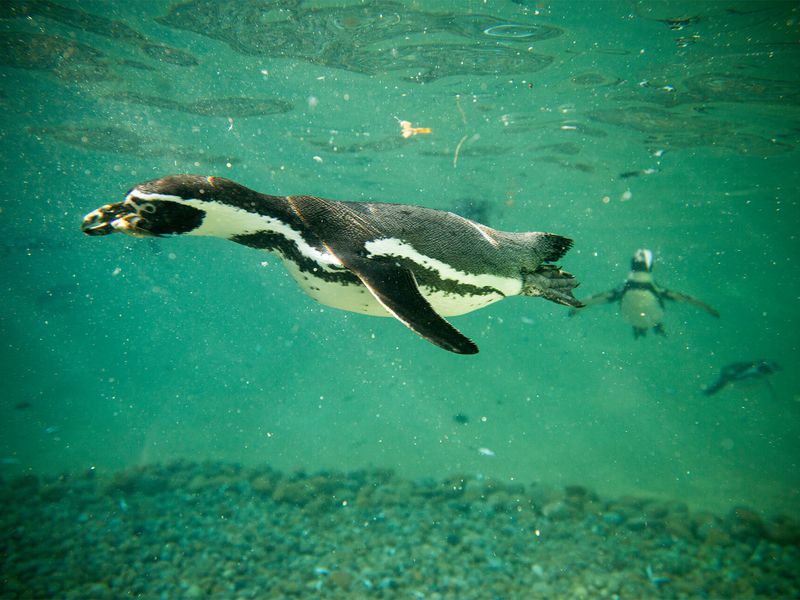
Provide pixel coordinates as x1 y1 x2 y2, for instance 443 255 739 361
177 195 343 268
180 195 296 241
627 270 653 284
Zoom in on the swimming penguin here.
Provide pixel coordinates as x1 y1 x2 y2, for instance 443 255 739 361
703 360 781 396
81 175 582 354
569 248 719 338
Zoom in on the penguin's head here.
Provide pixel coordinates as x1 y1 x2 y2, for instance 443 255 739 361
82 177 207 237
757 360 781 375
631 248 654 272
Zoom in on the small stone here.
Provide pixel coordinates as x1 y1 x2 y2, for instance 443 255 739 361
572 584 589 598
272 481 311 505
664 516 692 539
642 502 669 520
704 527 733 546
602 511 624 526
330 571 352 589
726 506 765 541
626 516 649 531
488 490 512 511
531 581 551 596
564 484 598 507
250 475 274 494
542 500 573 520
187 474 211 492
694 513 723 540
84 582 111 599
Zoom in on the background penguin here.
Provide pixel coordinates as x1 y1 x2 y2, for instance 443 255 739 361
703 360 781 396
569 248 719 338
81 175 583 354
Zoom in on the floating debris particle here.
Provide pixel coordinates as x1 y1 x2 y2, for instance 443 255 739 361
399 119 432 139
452 413 470 425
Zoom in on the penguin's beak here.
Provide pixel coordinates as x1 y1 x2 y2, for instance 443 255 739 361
82 203 124 236
81 202 156 237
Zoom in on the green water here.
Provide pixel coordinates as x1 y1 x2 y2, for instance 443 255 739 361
1 0 798 518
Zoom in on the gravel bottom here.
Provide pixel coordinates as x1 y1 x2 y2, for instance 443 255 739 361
2 461 799 599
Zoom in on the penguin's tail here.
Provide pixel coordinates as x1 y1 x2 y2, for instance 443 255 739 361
521 264 583 308
533 233 574 263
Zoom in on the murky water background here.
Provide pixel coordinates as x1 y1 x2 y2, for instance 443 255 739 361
1 0 798 519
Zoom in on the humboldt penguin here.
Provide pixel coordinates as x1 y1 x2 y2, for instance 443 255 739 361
569 248 719 338
81 175 582 354
703 360 781 396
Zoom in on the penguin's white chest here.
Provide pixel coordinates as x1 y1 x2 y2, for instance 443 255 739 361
281 259 508 317
620 290 663 328
282 259 387 316
421 287 506 316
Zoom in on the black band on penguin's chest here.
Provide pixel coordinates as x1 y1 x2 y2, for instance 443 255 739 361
231 231 361 285
623 280 664 306
624 280 657 293
390 256 502 297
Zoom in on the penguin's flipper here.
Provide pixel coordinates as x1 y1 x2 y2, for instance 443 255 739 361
661 289 720 317
568 288 622 316
337 254 479 355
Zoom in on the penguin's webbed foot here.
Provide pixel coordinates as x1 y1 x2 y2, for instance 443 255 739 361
521 264 583 308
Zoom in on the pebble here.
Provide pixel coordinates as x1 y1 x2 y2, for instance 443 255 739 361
602 511 625 526
542 499 573 520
